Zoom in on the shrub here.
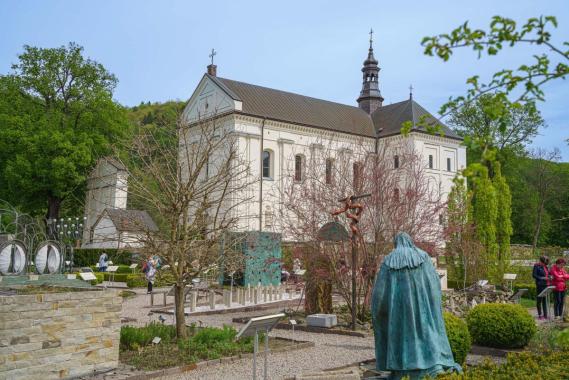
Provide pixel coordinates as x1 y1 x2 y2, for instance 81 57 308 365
435 350 569 379
466 303 536 348
512 283 536 300
120 323 176 350
528 325 569 352
126 275 147 288
443 312 471 365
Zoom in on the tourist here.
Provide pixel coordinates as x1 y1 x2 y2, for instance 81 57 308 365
98 252 108 272
550 258 569 320
144 256 156 294
532 255 550 320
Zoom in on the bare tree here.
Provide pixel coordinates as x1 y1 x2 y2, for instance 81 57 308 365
529 147 561 253
116 113 254 338
280 138 445 321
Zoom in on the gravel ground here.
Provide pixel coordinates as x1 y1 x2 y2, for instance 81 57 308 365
119 289 375 380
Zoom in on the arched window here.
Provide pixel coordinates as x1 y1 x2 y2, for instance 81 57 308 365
325 158 334 185
262 150 272 178
394 188 400 202
394 155 400 169
294 154 304 182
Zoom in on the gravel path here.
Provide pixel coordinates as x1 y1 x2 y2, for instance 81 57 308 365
119 289 375 380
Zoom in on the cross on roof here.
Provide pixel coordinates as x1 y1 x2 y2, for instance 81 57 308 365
209 48 217 65
369 28 374 48
409 84 414 99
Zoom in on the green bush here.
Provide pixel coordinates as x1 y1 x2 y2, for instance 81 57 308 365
120 323 176 350
512 283 536 299
529 325 569 352
434 350 569 379
466 303 536 348
126 275 147 288
443 312 472 365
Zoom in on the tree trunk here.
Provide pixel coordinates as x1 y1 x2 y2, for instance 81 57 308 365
46 195 62 238
174 282 187 339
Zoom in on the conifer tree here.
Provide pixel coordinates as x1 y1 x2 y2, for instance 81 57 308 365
492 162 513 279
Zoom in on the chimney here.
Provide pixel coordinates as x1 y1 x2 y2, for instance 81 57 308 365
207 64 217 77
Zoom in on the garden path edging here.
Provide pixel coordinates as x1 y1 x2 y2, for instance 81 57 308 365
119 338 315 380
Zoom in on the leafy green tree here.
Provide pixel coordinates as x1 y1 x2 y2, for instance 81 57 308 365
0 43 128 220
422 15 568 111
448 94 545 169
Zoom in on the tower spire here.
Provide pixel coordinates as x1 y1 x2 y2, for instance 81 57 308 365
357 30 384 114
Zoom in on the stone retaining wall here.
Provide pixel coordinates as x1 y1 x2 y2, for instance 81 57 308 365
0 289 122 379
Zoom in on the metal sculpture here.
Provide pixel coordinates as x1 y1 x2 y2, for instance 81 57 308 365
331 193 370 330
0 201 81 276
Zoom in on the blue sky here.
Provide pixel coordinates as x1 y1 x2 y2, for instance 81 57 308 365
1 0 567 160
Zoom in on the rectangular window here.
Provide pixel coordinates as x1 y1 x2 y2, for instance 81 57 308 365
262 151 271 178
294 155 303 182
325 159 333 184
447 157 452 172
428 155 433 169
394 155 399 169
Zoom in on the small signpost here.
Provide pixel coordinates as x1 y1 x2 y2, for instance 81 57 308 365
538 285 556 321
129 263 138 274
236 313 285 380
79 272 97 282
510 288 528 304
107 265 119 286
477 279 489 287
503 273 517 291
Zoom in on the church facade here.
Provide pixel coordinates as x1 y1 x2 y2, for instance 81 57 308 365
182 38 466 238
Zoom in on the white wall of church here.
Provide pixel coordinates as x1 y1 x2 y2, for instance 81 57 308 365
181 76 467 241
82 160 128 245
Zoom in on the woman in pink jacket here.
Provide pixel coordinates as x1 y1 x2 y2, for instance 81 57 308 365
550 258 569 320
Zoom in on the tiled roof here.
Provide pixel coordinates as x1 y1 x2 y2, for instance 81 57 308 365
105 209 158 232
371 99 461 140
205 74 461 141
210 75 376 137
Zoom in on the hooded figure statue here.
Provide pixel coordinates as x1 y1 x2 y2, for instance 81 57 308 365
371 232 461 379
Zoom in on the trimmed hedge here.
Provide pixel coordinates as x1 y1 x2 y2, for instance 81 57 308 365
74 248 132 267
443 312 472 365
466 303 536 348
435 350 569 379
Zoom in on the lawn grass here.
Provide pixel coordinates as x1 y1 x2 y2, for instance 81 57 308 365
120 323 277 370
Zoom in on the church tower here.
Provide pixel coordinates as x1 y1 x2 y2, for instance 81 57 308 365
357 29 384 114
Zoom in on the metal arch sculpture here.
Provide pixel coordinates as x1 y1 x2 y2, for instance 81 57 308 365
34 241 63 274
0 240 27 275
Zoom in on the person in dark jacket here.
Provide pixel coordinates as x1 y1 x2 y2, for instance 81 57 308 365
532 256 550 320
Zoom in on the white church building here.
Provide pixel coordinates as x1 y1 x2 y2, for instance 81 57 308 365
182 36 466 237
